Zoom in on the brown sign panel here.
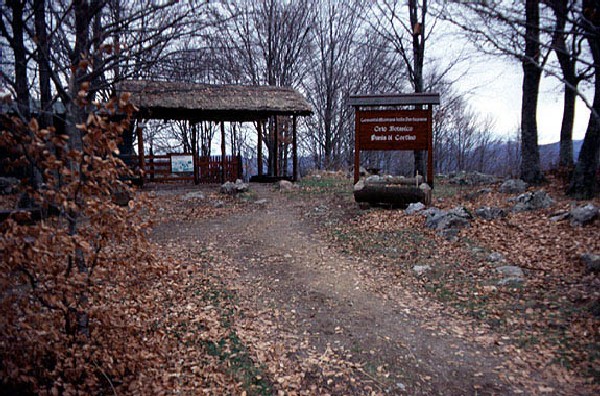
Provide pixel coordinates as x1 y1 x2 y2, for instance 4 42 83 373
357 109 430 151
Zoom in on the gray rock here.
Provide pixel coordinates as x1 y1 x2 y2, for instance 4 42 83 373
423 207 442 217
405 202 426 215
0 177 19 195
440 228 461 241
111 190 131 207
487 252 505 263
213 200 224 208
500 179 528 193
448 206 472 219
496 265 524 278
570 203 598 227
463 188 493 201
548 211 570 222
449 171 497 185
425 206 471 231
497 277 524 286
365 175 381 184
255 198 268 205
581 253 600 273
425 208 448 229
183 191 205 200
220 180 249 195
413 265 431 276
471 246 486 254
475 206 508 220
353 180 365 192
278 180 297 191
496 265 524 285
511 190 553 212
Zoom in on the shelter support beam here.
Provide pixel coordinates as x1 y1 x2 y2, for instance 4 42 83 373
192 122 199 185
257 121 263 176
354 109 360 184
136 119 145 186
221 122 226 184
274 116 279 177
292 115 298 181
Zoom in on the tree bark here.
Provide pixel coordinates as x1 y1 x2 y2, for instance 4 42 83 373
409 0 427 178
8 1 30 118
520 0 543 184
549 0 576 167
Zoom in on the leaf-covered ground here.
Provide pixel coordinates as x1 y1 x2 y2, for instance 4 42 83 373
6 176 593 393
135 174 599 395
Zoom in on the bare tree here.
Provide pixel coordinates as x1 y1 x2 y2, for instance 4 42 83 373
521 0 544 183
302 0 364 169
211 0 314 176
1 1 31 118
568 0 600 198
367 0 434 177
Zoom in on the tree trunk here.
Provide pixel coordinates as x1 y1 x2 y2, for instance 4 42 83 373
9 1 30 119
34 0 53 129
559 83 576 167
520 0 543 184
568 0 600 198
354 185 429 207
409 0 427 178
550 0 576 167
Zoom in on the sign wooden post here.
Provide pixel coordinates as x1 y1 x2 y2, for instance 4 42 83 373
349 93 440 187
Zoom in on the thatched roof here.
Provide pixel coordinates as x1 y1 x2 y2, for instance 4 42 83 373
119 80 313 122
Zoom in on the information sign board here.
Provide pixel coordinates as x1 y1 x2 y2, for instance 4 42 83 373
356 109 430 151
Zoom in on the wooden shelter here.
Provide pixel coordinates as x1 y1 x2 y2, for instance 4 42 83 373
119 80 312 183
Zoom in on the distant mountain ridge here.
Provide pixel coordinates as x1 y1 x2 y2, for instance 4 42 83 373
539 140 583 169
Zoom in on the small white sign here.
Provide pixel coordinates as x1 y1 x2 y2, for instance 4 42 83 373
171 154 193 173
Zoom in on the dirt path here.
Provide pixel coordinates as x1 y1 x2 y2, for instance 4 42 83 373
151 184 562 395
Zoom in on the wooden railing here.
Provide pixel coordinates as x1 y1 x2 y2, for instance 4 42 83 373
121 154 242 184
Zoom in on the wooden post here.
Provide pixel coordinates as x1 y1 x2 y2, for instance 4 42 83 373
354 108 360 184
257 120 263 176
221 121 226 184
136 119 145 185
192 122 199 185
292 115 298 181
427 106 434 189
274 116 279 177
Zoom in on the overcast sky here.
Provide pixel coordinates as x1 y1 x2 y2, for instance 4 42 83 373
454 55 590 145
433 12 591 146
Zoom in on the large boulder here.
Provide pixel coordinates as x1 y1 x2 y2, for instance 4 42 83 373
510 190 553 212
570 203 598 227
500 179 528 194
425 206 471 232
475 206 508 220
